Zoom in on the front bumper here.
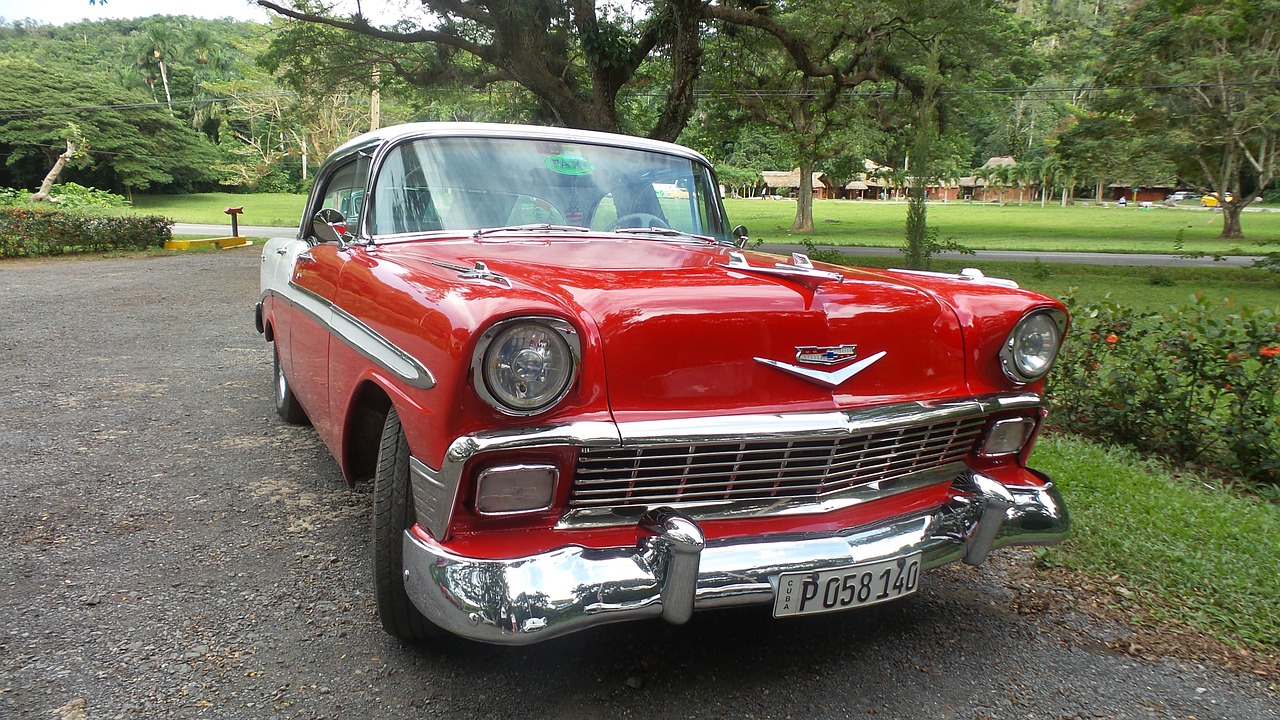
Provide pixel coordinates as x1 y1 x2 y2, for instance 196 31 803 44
401 471 1067 644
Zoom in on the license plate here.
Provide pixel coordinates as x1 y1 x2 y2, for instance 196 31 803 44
773 553 922 617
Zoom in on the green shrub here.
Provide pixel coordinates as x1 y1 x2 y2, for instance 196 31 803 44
1047 292 1280 485
0 206 171 257
41 182 129 209
0 183 128 209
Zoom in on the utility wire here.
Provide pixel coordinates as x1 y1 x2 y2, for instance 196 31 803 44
2 80 1279 120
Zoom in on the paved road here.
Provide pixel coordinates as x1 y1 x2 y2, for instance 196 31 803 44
174 223 1267 268
2 248 1277 719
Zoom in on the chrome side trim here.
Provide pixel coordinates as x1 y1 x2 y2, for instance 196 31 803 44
400 473 1068 645
287 282 436 389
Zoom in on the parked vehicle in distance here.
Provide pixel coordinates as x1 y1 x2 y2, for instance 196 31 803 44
256 122 1071 645
1166 191 1199 202
1201 192 1234 207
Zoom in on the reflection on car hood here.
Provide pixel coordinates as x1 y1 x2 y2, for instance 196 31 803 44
391 236 967 417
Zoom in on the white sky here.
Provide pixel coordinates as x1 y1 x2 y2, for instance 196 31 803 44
0 0 406 26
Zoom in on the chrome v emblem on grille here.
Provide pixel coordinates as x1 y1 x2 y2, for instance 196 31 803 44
754 351 887 389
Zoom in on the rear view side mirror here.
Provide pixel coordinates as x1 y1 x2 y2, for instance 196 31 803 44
312 208 349 245
732 224 749 248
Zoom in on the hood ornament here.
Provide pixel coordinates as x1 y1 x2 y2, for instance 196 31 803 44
756 350 887 389
432 260 512 288
720 252 843 288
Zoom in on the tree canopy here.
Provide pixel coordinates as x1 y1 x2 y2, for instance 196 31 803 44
1088 0 1280 238
0 55 219 195
0 1 1276 230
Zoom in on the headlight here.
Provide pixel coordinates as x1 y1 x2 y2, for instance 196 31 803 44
1000 310 1066 383
473 318 580 415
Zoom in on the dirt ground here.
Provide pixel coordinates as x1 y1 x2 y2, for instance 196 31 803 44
1 248 1277 719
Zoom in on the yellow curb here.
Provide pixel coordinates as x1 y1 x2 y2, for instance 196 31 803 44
164 236 254 251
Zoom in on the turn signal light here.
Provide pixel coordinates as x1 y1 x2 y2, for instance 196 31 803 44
980 418 1036 457
475 464 558 514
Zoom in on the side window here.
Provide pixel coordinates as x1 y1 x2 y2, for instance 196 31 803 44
314 157 368 239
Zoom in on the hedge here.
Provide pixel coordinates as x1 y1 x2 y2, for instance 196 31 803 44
1047 293 1280 487
0 206 172 258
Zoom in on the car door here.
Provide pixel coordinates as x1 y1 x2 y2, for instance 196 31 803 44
287 155 369 445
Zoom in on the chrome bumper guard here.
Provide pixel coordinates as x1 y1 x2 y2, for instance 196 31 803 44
401 471 1067 645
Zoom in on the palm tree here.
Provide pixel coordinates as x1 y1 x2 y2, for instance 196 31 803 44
1035 156 1060 207
130 21 178 111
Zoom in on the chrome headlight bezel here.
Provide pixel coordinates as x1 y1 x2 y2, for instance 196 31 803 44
1000 309 1067 384
472 317 582 416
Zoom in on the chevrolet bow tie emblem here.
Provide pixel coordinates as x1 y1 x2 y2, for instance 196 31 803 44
755 349 887 388
796 344 858 366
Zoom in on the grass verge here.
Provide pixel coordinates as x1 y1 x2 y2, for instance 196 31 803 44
128 192 306 227
1032 434 1280 652
729 198 1280 256
828 252 1280 311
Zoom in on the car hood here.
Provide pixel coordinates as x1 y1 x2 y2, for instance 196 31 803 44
392 236 967 418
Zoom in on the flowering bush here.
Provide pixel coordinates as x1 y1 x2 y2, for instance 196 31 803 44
0 206 171 257
1047 292 1280 485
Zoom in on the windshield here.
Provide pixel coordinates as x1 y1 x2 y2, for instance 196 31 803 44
368 136 730 242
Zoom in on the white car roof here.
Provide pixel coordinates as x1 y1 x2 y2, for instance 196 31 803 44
329 122 712 166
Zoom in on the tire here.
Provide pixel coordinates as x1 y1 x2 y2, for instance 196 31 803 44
372 406 441 641
272 344 309 425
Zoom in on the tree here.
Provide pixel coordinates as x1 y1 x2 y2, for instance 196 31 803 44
258 0 713 141
697 2 902 231
256 0 935 144
1094 0 1280 238
0 57 219 195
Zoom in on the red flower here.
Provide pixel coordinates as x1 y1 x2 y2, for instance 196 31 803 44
1106 334 1118 345
1261 346 1280 358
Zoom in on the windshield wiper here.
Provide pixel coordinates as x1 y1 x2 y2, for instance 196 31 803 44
610 226 719 244
473 223 592 238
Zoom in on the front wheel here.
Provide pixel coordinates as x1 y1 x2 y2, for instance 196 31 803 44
272 344 308 425
372 406 441 641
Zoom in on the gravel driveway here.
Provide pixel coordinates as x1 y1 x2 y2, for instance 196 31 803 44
1 249 1276 719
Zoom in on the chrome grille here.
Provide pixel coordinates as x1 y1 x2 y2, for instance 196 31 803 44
570 417 987 509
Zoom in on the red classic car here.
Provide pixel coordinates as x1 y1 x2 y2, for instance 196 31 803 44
256 122 1069 645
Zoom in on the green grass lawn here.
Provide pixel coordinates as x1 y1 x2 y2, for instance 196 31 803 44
728 198 1280 256
130 192 306 227
824 253 1280 312
1033 434 1280 650
133 193 1280 257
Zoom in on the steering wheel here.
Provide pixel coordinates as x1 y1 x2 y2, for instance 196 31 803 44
606 213 670 231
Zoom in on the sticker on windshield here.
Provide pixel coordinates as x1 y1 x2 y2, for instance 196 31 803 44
544 154 594 176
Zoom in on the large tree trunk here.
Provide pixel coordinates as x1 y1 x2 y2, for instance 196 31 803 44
31 140 77 202
791 159 815 232
1221 203 1244 238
